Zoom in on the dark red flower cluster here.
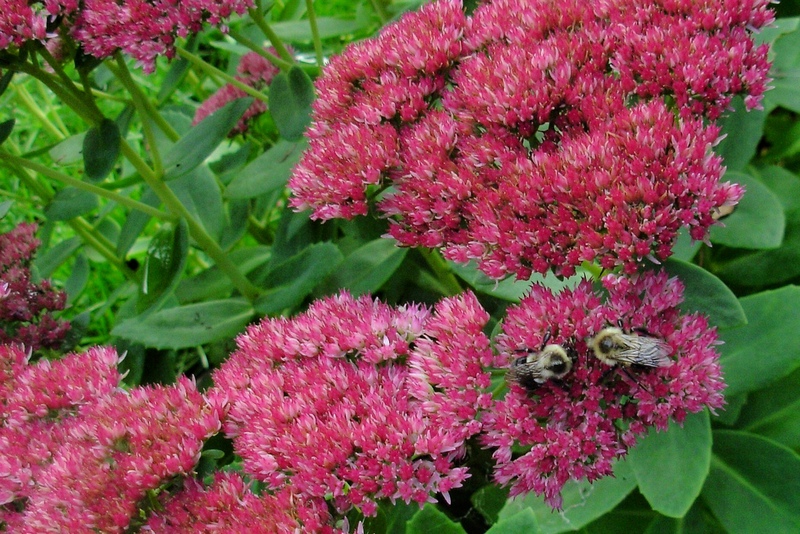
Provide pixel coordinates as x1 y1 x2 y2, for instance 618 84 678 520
0 0 254 72
289 0 772 279
0 223 70 351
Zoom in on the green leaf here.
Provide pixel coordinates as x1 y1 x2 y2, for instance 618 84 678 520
45 187 98 221
628 411 711 518
713 393 748 427
671 228 702 262
702 430 800 534
718 286 800 397
451 261 588 302
0 118 14 145
323 238 407 296
269 66 314 141
112 298 255 349
716 166 800 287
162 98 252 180
271 17 366 41
254 243 344 315
117 188 159 256
34 237 81 277
708 172 784 249
175 246 271 303
498 459 637 533
406 504 467 534
170 165 224 241
471 484 510 526
715 97 767 172
662 259 746 329
643 502 725 534
0 200 12 219
0 70 13 96
83 119 121 182
139 220 189 313
49 132 86 165
765 21 800 113
65 252 90 303
486 509 540 534
736 366 800 449
226 139 307 199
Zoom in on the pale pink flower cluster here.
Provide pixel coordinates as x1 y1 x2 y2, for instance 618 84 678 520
0 345 222 532
144 472 337 533
0 0 253 72
210 291 497 517
289 0 773 279
193 48 285 136
482 271 725 508
0 223 70 351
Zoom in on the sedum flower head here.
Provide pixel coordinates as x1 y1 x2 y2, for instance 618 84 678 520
210 291 495 516
143 472 337 533
2 363 221 533
193 48 285 136
289 0 772 279
482 271 725 508
0 1 253 72
0 345 121 512
0 223 70 351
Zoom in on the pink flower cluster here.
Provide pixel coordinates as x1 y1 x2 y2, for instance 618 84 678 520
193 48 285 136
210 291 497 518
0 345 221 532
0 223 70 351
289 0 773 279
0 0 253 72
482 271 725 508
144 472 337 533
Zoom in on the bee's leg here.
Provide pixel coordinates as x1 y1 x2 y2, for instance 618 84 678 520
620 367 657 397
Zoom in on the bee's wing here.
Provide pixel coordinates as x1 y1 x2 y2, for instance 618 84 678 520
617 334 672 367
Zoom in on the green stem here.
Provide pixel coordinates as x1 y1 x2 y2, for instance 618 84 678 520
368 0 390 24
0 151 176 222
109 54 180 142
147 177 263 302
419 248 463 296
174 46 270 104
17 63 103 125
13 83 66 139
37 45 105 120
227 28 293 72
69 217 138 278
304 0 324 68
247 7 296 64
116 140 262 301
4 158 137 280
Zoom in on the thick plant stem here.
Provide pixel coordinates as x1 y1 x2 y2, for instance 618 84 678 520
109 55 180 143
304 0 325 68
0 152 175 222
419 248 463 296
227 28 293 72
117 142 261 301
175 46 270 104
248 6 296 64
13 83 66 139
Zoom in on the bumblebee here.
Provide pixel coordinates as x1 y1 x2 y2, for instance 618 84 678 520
506 344 573 393
590 327 672 368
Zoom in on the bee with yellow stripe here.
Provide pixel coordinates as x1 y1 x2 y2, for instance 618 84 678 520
506 343 574 393
590 327 672 368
